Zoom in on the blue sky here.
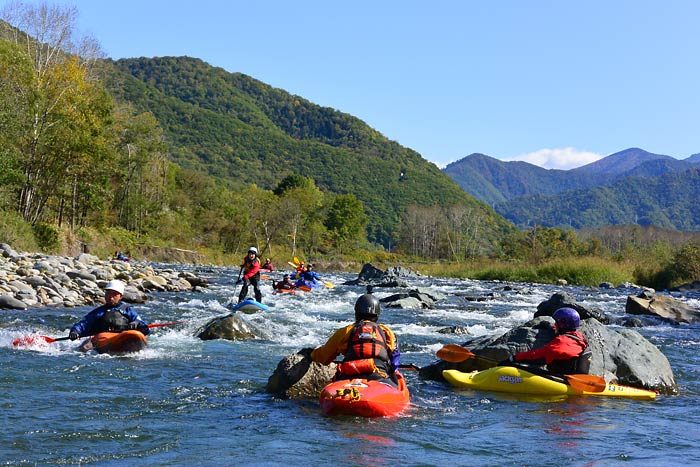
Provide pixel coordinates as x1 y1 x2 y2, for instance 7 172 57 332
15 0 700 169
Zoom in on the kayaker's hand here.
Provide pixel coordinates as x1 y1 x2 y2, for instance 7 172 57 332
69 330 79 341
128 321 139 330
242 278 250 286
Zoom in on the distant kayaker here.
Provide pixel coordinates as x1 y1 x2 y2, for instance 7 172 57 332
261 258 274 272
68 280 149 340
237 246 263 303
273 274 295 291
309 293 401 386
300 263 322 283
500 307 590 374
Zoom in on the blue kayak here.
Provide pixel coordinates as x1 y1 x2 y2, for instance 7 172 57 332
228 298 269 314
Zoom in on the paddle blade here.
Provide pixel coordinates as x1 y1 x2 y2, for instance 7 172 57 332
323 281 335 288
564 374 607 392
287 261 298 269
12 335 62 346
293 257 301 266
298 286 312 292
436 344 476 363
260 275 271 280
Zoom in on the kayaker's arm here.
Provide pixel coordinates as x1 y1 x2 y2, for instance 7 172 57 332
310 325 353 365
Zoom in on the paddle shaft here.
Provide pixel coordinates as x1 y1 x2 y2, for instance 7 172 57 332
14 321 184 346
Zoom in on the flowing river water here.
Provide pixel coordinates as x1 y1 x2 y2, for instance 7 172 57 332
2 264 699 467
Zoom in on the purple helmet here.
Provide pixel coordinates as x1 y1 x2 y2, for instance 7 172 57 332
553 307 580 332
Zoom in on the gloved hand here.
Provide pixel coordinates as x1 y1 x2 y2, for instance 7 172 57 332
128 321 139 330
69 330 80 341
498 355 515 366
242 278 251 286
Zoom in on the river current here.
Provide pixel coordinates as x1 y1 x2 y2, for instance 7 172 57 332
2 264 699 467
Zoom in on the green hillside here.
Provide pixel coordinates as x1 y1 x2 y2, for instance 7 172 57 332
103 56 513 246
498 168 700 230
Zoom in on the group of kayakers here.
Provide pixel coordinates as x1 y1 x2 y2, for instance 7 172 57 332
65 245 590 396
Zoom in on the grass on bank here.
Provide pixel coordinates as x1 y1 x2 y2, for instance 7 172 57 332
411 257 638 288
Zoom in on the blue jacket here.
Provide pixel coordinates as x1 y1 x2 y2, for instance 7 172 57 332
70 302 149 337
301 270 321 282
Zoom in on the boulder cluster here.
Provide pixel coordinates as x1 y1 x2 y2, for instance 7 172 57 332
0 243 208 310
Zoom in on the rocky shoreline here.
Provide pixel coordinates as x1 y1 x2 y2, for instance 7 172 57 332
0 243 208 310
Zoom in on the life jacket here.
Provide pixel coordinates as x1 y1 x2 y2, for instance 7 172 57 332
339 321 390 378
549 333 591 374
93 306 130 333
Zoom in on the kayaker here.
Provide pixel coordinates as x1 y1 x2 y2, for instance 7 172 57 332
261 258 274 272
309 293 401 386
501 307 590 374
273 274 296 291
300 263 322 284
68 280 149 340
237 246 263 303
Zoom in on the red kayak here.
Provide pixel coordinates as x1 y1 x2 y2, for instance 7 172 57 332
319 371 410 417
78 330 148 354
272 288 296 295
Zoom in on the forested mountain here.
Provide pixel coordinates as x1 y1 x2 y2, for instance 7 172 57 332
442 154 602 206
497 168 700 230
444 148 700 231
101 56 512 247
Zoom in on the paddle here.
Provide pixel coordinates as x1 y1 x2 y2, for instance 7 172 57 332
12 321 185 347
436 343 606 393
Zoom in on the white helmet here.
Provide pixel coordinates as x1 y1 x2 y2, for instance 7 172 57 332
105 280 125 295
248 247 258 255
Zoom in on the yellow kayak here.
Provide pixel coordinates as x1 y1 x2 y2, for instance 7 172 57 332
443 366 656 400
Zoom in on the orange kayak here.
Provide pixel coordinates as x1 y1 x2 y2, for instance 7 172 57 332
79 330 148 354
319 371 410 417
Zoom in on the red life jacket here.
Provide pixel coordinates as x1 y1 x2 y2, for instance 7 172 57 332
339 321 390 377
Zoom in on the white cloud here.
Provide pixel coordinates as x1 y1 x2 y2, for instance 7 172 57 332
505 147 605 170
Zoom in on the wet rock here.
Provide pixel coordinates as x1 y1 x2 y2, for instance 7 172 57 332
534 290 610 324
266 349 337 399
196 313 257 340
626 293 700 324
0 294 28 309
342 263 416 288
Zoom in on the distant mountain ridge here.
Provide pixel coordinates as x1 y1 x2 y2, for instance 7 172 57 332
443 148 700 230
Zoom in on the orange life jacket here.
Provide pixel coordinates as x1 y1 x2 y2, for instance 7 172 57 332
339 321 390 377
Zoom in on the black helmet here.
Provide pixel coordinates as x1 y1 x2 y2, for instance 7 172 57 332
354 294 381 321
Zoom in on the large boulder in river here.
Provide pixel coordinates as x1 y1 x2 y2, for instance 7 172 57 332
266 349 337 398
626 292 700 324
196 313 257 340
342 263 419 288
534 290 610 324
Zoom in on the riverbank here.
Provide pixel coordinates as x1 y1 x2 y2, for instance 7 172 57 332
0 243 208 310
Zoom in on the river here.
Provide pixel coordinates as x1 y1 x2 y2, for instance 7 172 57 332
2 264 699 466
